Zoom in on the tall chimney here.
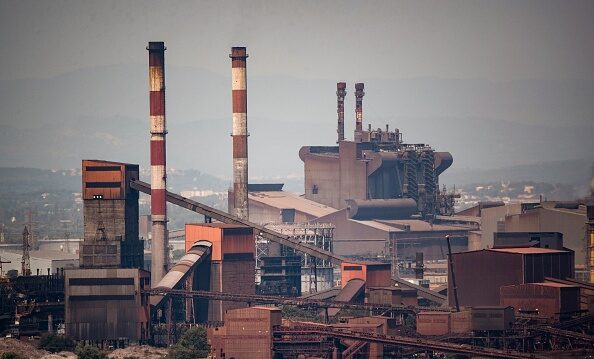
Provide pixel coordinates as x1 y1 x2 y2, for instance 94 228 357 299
147 41 168 286
336 82 347 143
230 47 249 220
354 82 365 142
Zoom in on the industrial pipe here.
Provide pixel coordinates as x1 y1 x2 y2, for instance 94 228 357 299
354 83 365 142
230 47 249 220
147 41 168 286
336 82 347 143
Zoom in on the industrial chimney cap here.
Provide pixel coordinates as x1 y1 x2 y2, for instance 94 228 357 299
147 42 166 51
230 47 248 58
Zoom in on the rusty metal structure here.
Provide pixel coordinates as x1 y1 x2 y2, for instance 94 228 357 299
274 324 539 359
65 268 151 343
336 82 346 143
449 247 575 307
147 41 169 286
80 160 143 268
258 223 335 293
44 45 594 358
300 83 454 217
230 46 249 220
145 287 450 314
353 82 364 142
130 179 346 264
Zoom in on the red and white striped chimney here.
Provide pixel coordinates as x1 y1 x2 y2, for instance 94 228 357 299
147 41 168 285
354 82 365 142
230 47 249 220
336 82 347 143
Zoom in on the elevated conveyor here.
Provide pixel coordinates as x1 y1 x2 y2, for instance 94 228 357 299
151 240 212 307
327 279 366 317
130 180 346 264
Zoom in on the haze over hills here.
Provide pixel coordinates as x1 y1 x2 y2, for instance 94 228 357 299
1 64 593 185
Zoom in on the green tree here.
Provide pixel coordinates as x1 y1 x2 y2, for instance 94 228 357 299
75 345 107 359
167 326 209 359
38 333 75 353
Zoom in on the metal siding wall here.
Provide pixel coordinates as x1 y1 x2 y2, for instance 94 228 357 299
450 251 523 307
302 155 341 209
65 269 146 341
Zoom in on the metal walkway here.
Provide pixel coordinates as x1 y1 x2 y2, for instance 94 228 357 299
274 325 544 359
392 277 447 305
143 287 452 314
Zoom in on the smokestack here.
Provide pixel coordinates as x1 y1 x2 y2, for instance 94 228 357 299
336 82 347 143
354 83 365 142
147 41 168 286
230 47 249 220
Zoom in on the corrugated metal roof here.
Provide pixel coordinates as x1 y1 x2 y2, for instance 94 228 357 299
29 250 78 260
436 215 481 225
327 279 365 317
350 219 401 232
489 247 567 254
300 287 341 300
186 223 248 229
375 219 470 231
249 191 336 218
533 282 576 288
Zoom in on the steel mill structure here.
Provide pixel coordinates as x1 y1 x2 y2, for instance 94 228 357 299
230 46 249 221
300 82 456 217
147 41 169 286
4 41 594 359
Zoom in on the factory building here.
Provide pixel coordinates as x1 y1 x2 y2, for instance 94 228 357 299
448 247 574 307
64 159 148 344
500 282 581 319
299 141 453 217
228 183 336 225
230 184 337 294
64 268 151 343
316 203 470 261
185 223 256 322
0 250 78 275
80 160 144 268
208 306 282 359
460 201 589 266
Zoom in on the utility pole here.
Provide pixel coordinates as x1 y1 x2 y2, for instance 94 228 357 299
22 226 31 276
446 235 460 312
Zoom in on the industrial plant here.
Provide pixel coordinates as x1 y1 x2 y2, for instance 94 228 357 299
1 41 594 359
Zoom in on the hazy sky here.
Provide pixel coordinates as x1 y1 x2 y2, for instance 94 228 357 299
1 0 593 82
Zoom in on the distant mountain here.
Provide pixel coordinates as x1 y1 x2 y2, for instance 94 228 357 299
441 158 593 191
1 64 593 182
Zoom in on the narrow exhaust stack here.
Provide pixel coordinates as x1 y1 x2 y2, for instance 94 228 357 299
147 41 168 285
230 47 249 220
354 82 365 142
336 82 347 143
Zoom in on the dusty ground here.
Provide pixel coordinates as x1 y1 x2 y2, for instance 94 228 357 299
107 345 168 359
0 339 169 359
0 337 49 358
40 352 77 359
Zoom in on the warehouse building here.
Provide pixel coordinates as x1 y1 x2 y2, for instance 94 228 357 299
448 247 574 307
